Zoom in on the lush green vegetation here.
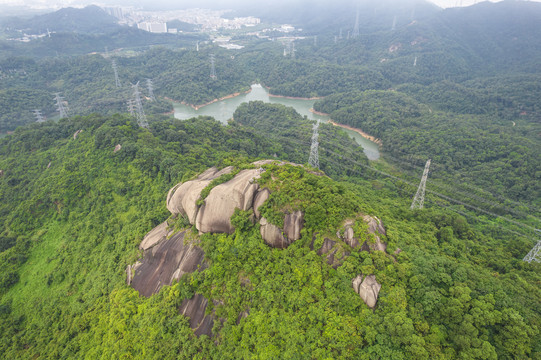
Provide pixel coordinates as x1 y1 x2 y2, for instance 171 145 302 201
0 115 539 358
1 1 541 358
314 90 541 216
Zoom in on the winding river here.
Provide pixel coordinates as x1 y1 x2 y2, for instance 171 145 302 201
173 84 380 160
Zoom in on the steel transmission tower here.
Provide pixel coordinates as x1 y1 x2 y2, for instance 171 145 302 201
146 78 155 101
308 120 320 169
127 99 136 116
132 82 149 128
523 232 541 263
410 159 431 209
34 109 45 123
54 92 69 118
352 6 360 38
210 54 217 80
112 60 121 88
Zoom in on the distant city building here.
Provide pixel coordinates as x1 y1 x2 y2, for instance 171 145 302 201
168 28 178 34
137 22 167 33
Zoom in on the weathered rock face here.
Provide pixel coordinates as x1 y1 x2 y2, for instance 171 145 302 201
259 211 305 249
259 217 287 248
165 162 305 249
196 168 260 234
352 274 381 309
312 237 349 269
139 221 172 250
338 215 387 252
343 220 359 248
130 231 206 297
253 188 270 219
166 166 234 221
361 215 387 252
179 293 214 337
284 211 304 241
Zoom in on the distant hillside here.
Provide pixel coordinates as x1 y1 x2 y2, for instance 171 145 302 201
2 5 121 35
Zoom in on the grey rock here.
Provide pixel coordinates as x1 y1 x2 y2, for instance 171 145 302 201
73 129 83 140
259 217 287 248
284 211 304 241
130 231 206 297
343 219 359 248
361 215 387 252
166 166 234 222
139 221 172 250
114 144 122 153
195 168 261 234
179 293 214 337
253 188 270 219
317 238 336 255
352 274 381 309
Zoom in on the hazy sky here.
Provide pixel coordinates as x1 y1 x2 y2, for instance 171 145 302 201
1 0 541 10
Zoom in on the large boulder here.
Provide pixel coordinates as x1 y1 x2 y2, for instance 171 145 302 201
284 211 304 241
343 219 359 248
259 211 305 249
352 274 381 309
361 215 387 252
259 217 287 248
130 231 206 297
139 221 172 250
195 168 262 234
179 293 215 337
166 166 234 222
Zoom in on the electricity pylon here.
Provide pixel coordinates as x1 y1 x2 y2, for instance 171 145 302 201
523 231 541 263
146 78 155 101
34 109 45 123
210 54 217 80
132 82 149 129
308 120 320 169
410 159 431 209
112 60 121 88
54 92 69 118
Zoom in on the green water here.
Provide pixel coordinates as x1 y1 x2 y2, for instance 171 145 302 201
173 84 380 160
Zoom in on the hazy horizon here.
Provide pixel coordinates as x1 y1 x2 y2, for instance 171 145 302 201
2 0 541 11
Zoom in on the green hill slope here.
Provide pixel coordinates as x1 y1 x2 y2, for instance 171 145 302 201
0 114 539 359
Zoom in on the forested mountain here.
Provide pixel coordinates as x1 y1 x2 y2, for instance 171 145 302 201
0 114 539 358
0 0 540 358
1 5 121 35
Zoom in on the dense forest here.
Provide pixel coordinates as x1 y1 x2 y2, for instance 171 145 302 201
0 115 539 358
0 0 540 358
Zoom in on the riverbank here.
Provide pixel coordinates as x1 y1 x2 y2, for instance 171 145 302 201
328 120 383 146
165 87 252 110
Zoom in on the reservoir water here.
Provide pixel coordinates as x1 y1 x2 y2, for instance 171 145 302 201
173 84 380 160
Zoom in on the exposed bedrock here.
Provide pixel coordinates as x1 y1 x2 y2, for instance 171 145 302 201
196 168 261 234
259 210 304 249
165 162 305 248
129 230 206 297
339 215 387 252
352 274 382 309
179 293 215 337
